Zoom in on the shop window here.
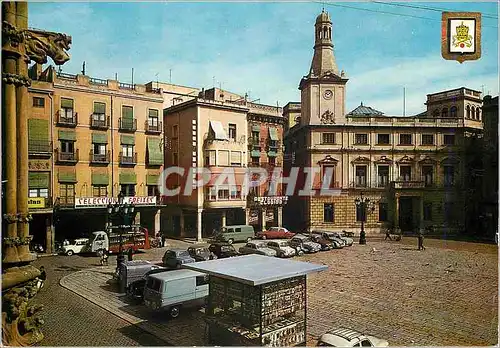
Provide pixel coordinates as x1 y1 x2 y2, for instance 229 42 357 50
323 203 334 222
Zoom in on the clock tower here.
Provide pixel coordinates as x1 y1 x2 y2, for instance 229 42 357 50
299 10 348 126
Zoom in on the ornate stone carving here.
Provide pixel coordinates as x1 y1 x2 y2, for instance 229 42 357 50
352 156 371 163
397 155 414 164
28 160 50 171
320 110 335 124
2 21 25 49
24 29 71 65
2 72 31 86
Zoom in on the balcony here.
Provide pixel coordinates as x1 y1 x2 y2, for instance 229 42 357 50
350 178 368 189
28 140 52 157
119 152 137 165
28 196 53 210
90 150 110 164
248 137 264 150
145 120 162 134
89 115 110 129
55 148 79 164
119 118 137 132
392 179 425 189
57 111 78 127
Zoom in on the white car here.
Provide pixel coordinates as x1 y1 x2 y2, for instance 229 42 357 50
61 238 90 256
266 240 296 258
317 328 389 347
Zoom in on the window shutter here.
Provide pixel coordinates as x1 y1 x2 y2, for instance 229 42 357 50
61 98 74 109
218 150 229 166
58 130 76 141
119 172 137 184
209 151 216 165
146 174 160 186
28 119 49 141
58 170 77 183
94 102 106 114
92 133 108 144
91 173 109 185
230 151 241 164
120 135 135 145
122 106 133 120
147 137 163 165
149 109 159 118
29 172 50 188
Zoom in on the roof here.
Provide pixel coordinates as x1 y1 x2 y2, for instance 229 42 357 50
148 269 205 282
347 102 384 116
316 10 330 23
182 254 327 286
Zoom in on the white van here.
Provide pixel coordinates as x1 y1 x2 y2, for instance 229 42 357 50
61 238 90 256
143 269 209 318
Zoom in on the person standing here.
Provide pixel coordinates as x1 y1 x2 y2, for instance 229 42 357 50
418 229 425 250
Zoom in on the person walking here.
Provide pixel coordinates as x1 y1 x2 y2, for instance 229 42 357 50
417 229 425 250
385 229 392 241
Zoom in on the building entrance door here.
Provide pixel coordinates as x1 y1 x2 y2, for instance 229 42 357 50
399 197 413 232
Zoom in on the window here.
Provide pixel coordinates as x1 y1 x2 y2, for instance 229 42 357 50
206 187 217 200
218 188 229 200
355 134 368 145
230 186 240 199
251 157 260 166
323 203 334 223
422 134 434 145
147 185 158 196
268 157 276 166
146 278 161 292
61 98 74 118
29 188 49 198
476 107 481 120
251 130 260 141
322 133 335 144
432 109 439 118
441 108 448 118
196 275 209 286
120 184 135 196
466 105 471 118
361 340 373 347
443 134 455 145
92 185 107 197
60 140 74 153
172 152 178 166
321 165 336 188
122 145 134 157
443 165 455 186
377 134 390 145
422 166 433 186
400 166 411 181
378 203 388 222
471 107 476 119
228 124 237 140
377 166 389 187
60 183 75 205
218 150 229 166
93 102 105 117
93 143 106 155
206 150 216 166
172 125 178 138
399 134 412 145
230 151 241 166
355 166 367 187
423 202 432 220
33 97 45 108
450 106 457 118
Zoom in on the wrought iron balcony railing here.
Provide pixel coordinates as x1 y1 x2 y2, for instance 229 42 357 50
119 152 137 165
119 118 137 132
145 120 162 134
89 115 110 129
90 150 110 164
57 111 78 127
55 148 79 163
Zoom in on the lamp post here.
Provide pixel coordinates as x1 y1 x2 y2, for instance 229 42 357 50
107 192 135 269
354 192 373 245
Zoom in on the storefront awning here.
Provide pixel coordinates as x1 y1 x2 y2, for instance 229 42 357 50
58 130 76 141
92 133 108 144
147 137 163 165
268 127 278 141
209 121 228 140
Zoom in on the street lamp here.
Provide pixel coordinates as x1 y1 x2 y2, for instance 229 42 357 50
354 192 373 245
107 192 135 269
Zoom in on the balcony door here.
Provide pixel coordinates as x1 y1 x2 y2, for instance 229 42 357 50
422 165 433 186
377 166 389 187
400 165 411 181
355 166 367 187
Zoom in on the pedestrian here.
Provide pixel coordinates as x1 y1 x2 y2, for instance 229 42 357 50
417 229 425 250
385 229 392 241
39 266 47 281
127 248 133 261
100 250 109 266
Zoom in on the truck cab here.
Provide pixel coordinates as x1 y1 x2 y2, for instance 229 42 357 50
90 231 109 254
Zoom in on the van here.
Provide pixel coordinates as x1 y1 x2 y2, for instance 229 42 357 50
143 269 209 318
215 225 255 244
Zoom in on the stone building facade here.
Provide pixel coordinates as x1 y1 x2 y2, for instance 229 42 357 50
283 11 484 235
27 65 165 251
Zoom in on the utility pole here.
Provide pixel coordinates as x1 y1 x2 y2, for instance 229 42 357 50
403 87 406 117
169 69 172 84
131 68 134 85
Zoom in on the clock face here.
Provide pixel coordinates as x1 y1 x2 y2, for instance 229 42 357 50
323 89 333 100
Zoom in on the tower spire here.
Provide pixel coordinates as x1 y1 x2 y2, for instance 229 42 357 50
309 10 339 77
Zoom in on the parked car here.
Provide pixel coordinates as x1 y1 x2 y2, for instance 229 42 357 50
317 327 389 347
238 241 277 257
309 234 333 251
208 243 240 259
312 230 345 248
127 266 168 303
266 240 297 258
289 234 321 253
337 231 354 246
162 249 196 269
213 225 255 244
60 238 90 256
143 269 209 318
187 245 214 261
256 227 296 240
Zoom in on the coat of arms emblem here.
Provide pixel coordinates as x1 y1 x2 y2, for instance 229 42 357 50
441 12 481 63
320 110 335 124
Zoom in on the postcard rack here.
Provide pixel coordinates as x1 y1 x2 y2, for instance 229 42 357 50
205 275 307 346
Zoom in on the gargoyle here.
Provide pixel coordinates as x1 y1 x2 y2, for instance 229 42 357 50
24 29 71 65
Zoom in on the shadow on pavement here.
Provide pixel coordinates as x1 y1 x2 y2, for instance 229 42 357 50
117 323 173 346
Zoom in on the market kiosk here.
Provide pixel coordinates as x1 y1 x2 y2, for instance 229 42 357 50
183 254 327 346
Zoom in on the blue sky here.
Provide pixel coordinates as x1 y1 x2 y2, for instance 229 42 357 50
29 2 498 115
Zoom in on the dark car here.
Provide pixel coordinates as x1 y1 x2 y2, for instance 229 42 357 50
208 243 239 259
126 266 168 303
162 249 196 269
309 234 332 251
187 245 214 261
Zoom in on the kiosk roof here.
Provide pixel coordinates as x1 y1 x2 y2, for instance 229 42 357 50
182 254 327 286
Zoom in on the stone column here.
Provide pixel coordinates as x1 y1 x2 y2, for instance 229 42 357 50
261 209 266 231
394 195 400 229
197 208 203 242
2 2 20 264
221 210 226 227
179 210 185 237
277 206 283 227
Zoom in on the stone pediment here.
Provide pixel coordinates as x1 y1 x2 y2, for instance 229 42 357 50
374 156 392 164
419 156 436 164
352 156 370 163
318 155 338 165
396 155 414 164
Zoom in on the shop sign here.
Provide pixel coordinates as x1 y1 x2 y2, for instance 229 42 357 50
265 210 274 222
28 197 45 209
253 196 288 206
75 196 157 208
